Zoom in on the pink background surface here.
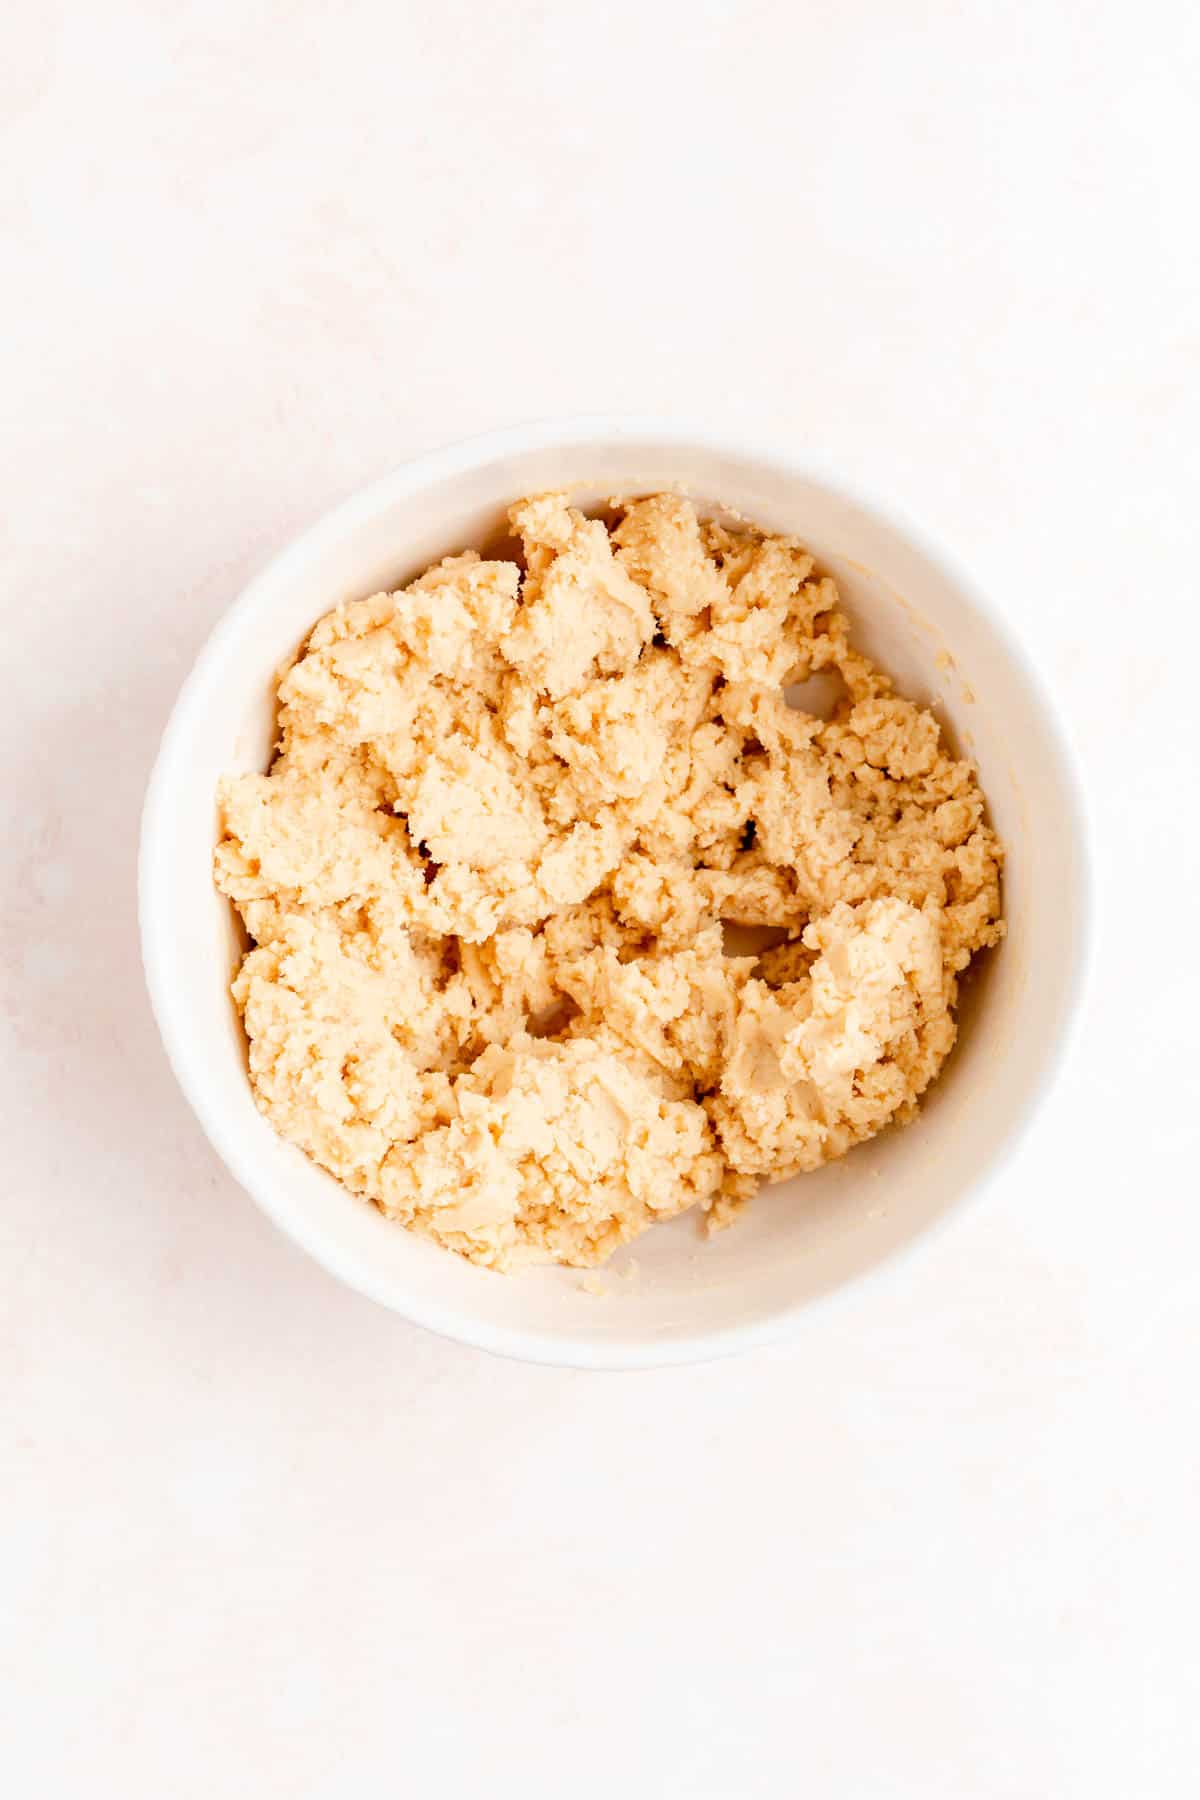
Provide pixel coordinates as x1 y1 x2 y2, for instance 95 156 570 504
4 3 1198 1794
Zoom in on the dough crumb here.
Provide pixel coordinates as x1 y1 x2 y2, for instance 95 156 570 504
215 494 1004 1270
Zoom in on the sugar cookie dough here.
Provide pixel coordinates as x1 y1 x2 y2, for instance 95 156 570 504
215 494 1003 1269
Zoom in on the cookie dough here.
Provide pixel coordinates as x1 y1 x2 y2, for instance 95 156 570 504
215 493 1003 1269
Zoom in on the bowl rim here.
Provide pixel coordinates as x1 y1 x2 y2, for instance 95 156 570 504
138 413 1095 1369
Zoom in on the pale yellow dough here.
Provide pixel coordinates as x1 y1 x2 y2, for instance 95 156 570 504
215 494 1003 1269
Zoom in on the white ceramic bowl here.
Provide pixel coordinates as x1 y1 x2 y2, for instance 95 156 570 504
139 418 1090 1368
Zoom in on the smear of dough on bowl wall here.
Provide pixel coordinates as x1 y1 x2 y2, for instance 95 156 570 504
213 490 1004 1273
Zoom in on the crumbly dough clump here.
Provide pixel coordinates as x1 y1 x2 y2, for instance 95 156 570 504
215 494 1003 1269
